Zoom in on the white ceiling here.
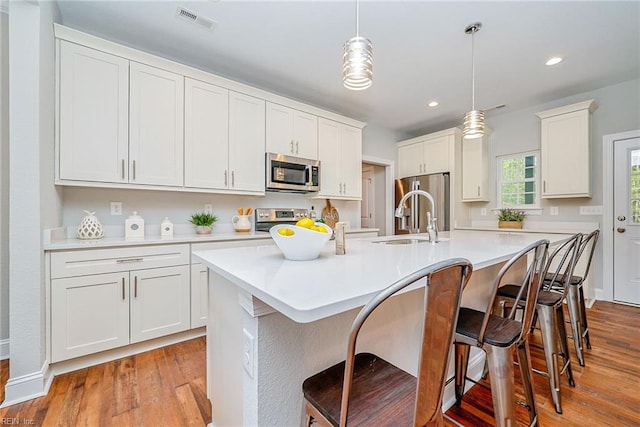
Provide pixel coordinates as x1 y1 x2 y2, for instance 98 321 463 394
55 1 640 137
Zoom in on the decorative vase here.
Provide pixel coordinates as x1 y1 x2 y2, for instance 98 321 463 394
232 215 251 232
77 210 105 239
195 225 212 235
498 220 523 229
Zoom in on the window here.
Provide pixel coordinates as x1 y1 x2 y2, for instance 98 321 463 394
497 151 540 209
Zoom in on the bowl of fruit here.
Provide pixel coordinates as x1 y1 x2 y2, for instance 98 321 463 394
270 218 332 261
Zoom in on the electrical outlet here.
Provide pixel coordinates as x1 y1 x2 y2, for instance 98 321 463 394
550 206 559 216
204 204 213 214
480 208 487 216
110 202 122 216
242 328 254 378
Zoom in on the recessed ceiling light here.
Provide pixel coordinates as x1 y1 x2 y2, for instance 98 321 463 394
428 101 439 107
545 57 563 66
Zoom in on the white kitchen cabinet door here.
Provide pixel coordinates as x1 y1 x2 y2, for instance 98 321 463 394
190 263 209 328
398 141 425 178
129 62 184 187
228 91 265 193
462 133 490 202
423 135 450 174
51 272 130 362
266 103 318 159
184 78 229 190
538 101 594 198
130 265 190 343
318 118 362 199
58 41 129 183
339 124 362 199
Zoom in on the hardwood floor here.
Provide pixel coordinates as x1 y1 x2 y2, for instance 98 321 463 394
0 301 638 426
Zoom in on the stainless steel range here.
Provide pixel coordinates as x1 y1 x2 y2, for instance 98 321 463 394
254 208 309 232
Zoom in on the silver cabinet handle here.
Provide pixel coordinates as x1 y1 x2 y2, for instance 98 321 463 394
296 141 299 154
134 276 138 298
116 257 143 264
224 170 228 186
343 182 346 194
291 140 294 153
121 159 125 180
543 180 546 192
617 227 626 233
122 277 125 300
477 186 480 196
231 171 235 187
132 160 136 180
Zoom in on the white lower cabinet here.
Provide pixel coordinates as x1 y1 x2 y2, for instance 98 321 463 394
50 244 191 362
190 263 209 329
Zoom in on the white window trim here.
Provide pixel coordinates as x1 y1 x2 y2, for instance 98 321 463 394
496 150 541 211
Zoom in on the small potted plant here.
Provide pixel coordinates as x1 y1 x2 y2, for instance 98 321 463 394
190 212 218 235
498 208 526 229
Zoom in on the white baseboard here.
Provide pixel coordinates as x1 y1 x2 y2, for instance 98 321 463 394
594 288 605 303
1 360 53 408
0 339 9 360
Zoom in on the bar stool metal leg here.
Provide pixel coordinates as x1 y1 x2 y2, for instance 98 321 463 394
516 340 538 425
566 284 586 366
454 343 471 405
555 301 575 387
485 346 517 427
578 284 592 349
537 304 564 414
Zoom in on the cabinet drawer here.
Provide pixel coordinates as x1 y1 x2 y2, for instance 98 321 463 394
51 244 190 279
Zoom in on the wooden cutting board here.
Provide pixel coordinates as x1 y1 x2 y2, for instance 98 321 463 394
321 199 339 229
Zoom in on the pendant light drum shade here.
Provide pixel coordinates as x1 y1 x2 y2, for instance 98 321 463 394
463 109 485 139
343 36 373 90
463 22 485 139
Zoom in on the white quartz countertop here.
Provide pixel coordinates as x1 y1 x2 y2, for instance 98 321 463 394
193 230 571 324
43 227 379 250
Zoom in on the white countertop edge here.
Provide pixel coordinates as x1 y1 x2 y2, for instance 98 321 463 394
43 227 379 251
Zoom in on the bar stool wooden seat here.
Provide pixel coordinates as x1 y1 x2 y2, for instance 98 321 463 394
496 233 582 414
454 239 549 427
544 229 599 366
302 258 473 427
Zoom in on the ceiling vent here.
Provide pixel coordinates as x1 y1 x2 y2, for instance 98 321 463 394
176 6 217 32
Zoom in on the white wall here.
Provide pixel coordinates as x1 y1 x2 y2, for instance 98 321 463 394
0 8 9 359
5 0 61 405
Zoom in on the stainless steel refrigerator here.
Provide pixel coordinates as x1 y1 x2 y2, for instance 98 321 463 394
394 173 450 235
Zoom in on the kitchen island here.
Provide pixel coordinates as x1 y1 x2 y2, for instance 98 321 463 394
193 230 571 427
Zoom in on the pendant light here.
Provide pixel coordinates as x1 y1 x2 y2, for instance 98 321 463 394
463 22 485 139
343 0 373 90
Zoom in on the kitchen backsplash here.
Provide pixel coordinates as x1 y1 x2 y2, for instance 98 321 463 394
61 187 360 236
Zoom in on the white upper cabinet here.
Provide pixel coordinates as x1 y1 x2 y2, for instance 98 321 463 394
266 103 318 159
397 132 452 178
129 62 184 186
537 100 597 198
318 118 362 199
58 41 129 183
184 78 230 190
461 131 491 202
229 91 266 193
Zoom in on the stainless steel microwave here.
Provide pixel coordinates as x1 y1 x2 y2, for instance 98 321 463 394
266 153 320 193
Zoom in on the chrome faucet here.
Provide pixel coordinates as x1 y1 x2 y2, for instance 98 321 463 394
395 189 439 243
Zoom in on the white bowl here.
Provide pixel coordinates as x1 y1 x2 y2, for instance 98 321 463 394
270 223 332 261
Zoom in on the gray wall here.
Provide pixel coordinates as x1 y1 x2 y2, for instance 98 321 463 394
0 9 9 356
468 78 640 222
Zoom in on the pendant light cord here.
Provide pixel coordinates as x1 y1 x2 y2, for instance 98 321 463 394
471 28 475 110
356 0 360 37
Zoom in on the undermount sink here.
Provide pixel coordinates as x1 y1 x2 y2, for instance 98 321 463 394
372 236 449 245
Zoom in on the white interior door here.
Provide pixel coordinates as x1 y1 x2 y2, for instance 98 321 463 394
613 137 640 304
361 166 375 228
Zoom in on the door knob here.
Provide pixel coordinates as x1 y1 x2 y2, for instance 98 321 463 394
617 227 626 233
617 215 626 221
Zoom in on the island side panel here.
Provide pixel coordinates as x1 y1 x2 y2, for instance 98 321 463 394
208 271 244 426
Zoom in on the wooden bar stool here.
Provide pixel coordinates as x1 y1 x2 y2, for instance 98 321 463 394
544 229 599 366
302 258 473 427
454 239 549 427
495 233 582 414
